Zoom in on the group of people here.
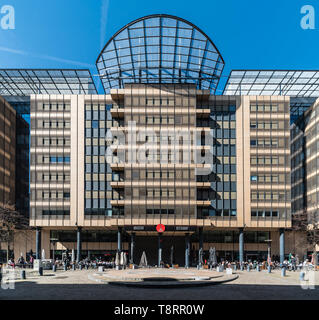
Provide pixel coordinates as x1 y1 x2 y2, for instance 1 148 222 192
213 254 316 272
6 255 34 269
55 251 116 270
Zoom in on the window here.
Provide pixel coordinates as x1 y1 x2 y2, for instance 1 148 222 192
250 122 257 129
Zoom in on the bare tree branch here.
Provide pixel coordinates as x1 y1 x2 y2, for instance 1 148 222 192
293 208 319 267
0 203 31 261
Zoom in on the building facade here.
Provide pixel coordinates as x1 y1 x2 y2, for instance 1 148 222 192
27 87 294 265
1 14 318 264
0 96 16 208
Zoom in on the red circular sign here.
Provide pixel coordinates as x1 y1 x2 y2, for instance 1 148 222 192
156 224 165 233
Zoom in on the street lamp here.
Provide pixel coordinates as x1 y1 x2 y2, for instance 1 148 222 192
50 238 58 262
264 239 272 270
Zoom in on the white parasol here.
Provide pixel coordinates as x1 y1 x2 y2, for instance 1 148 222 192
41 249 45 260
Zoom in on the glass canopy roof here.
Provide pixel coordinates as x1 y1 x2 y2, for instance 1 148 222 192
0 69 97 96
96 14 225 93
223 70 319 97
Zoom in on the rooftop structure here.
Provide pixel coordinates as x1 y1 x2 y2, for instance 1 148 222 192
0 69 97 96
96 14 225 93
223 70 319 97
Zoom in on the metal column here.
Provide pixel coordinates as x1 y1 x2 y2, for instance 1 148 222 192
158 233 162 267
185 233 190 268
117 227 122 252
130 233 135 264
280 228 285 264
239 228 244 264
198 227 203 267
76 227 82 263
36 227 41 260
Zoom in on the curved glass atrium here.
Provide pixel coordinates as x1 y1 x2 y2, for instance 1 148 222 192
96 14 225 93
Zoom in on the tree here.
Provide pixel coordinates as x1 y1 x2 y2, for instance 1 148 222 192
293 208 319 268
0 204 30 262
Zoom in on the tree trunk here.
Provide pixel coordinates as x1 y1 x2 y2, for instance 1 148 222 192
6 241 9 263
313 243 317 270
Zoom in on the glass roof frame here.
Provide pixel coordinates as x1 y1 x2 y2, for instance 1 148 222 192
96 14 225 93
223 70 319 97
0 69 97 96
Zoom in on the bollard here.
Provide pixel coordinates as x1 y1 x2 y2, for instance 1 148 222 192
247 265 250 272
39 266 43 276
20 270 26 279
98 266 104 273
268 266 271 273
299 271 305 281
281 267 286 277
52 265 57 272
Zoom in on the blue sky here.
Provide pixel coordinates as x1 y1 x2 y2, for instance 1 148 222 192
0 0 318 93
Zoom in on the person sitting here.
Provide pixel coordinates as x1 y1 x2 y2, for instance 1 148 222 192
18 256 25 266
7 258 15 269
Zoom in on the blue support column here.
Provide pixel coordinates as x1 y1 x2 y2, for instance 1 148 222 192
198 227 203 267
239 228 244 264
185 233 190 268
130 233 135 264
117 227 122 252
36 227 41 260
280 228 285 264
158 233 162 267
76 227 82 263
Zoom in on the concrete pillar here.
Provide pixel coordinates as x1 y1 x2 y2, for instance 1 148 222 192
76 227 82 263
36 227 41 259
185 233 190 268
239 228 244 264
198 227 203 267
117 227 122 252
280 228 285 264
130 233 135 264
158 233 162 267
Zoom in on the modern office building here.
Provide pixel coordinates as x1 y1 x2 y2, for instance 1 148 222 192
0 96 16 208
1 14 318 264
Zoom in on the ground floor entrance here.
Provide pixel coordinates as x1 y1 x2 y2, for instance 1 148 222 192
10 227 314 266
134 235 188 266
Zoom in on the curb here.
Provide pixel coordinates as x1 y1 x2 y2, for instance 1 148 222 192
88 274 239 288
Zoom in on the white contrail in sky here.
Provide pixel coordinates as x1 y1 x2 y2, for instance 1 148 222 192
100 0 110 51
0 46 94 68
98 0 110 92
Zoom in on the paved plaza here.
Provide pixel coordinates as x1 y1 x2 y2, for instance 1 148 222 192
0 268 318 300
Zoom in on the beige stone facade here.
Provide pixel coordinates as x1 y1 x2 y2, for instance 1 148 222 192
19 85 300 263
0 96 16 208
